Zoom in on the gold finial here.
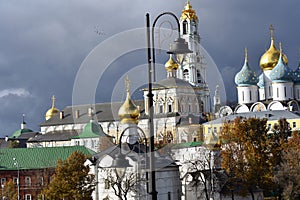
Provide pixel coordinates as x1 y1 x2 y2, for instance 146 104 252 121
51 95 56 108
125 75 130 93
269 24 274 40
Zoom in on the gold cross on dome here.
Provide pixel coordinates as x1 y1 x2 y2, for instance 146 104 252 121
269 24 274 39
125 75 130 93
51 95 56 108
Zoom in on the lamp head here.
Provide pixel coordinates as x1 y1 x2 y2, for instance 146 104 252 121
167 37 192 65
111 153 132 179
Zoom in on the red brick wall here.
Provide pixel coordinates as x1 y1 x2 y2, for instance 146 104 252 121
0 168 55 200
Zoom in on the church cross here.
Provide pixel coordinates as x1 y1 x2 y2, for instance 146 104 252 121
269 24 274 39
125 75 130 93
51 95 56 108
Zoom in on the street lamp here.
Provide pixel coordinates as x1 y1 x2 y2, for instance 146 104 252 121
110 126 147 197
13 158 20 200
146 12 192 200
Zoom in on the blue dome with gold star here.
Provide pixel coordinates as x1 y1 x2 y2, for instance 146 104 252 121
257 73 265 88
293 63 300 84
270 53 293 83
235 49 258 86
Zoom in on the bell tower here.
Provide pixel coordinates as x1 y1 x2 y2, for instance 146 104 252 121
178 1 211 112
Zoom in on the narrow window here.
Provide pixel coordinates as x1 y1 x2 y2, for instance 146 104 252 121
249 90 252 101
1 178 6 185
13 177 18 185
242 91 245 101
25 194 32 200
208 127 211 133
25 177 31 186
183 69 189 80
269 86 271 96
105 179 110 189
168 104 172 113
277 87 279 98
159 105 163 113
38 177 44 186
293 122 296 128
284 87 287 97
182 20 187 35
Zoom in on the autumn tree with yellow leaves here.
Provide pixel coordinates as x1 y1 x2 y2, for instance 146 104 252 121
221 117 289 199
41 151 95 200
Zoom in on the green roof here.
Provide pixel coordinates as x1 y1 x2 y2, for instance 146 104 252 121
72 120 108 139
0 146 95 171
11 128 33 138
172 141 203 149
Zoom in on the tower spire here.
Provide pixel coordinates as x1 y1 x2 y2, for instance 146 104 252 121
269 24 274 40
51 95 56 108
245 47 248 63
125 75 130 94
21 113 26 129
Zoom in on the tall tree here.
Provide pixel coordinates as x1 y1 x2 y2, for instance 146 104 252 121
275 131 300 199
41 151 95 200
221 117 277 199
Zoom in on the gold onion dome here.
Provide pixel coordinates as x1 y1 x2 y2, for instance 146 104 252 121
181 1 198 21
45 95 60 120
118 76 140 124
165 54 179 72
259 25 288 71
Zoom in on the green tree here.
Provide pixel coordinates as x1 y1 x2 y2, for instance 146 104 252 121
275 131 300 199
41 151 95 200
221 117 281 199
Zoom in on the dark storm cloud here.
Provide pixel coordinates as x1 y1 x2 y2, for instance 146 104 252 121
0 0 299 136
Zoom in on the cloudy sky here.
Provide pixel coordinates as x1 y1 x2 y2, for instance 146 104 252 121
0 0 299 137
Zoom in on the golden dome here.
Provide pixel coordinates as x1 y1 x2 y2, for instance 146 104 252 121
165 54 179 72
259 25 288 71
45 95 60 120
180 1 198 21
118 76 140 124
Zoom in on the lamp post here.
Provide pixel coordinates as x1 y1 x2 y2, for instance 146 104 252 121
13 158 20 200
110 126 147 198
146 12 192 200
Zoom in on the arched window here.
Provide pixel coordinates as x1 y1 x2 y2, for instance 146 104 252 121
183 69 189 80
191 20 197 34
182 20 188 35
197 70 201 83
25 177 31 186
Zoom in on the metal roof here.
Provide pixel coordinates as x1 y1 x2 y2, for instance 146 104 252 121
0 146 95 170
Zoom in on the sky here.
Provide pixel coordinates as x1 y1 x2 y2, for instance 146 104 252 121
0 0 299 137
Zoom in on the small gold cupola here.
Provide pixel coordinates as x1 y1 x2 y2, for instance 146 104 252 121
259 25 288 71
118 76 140 124
45 95 60 120
181 1 198 21
165 54 179 78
